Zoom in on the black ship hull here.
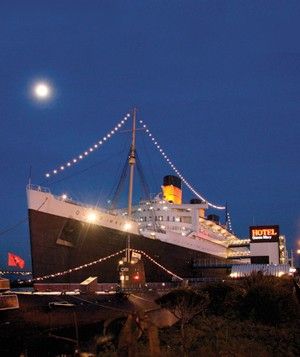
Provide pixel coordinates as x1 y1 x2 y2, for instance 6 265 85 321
28 210 231 283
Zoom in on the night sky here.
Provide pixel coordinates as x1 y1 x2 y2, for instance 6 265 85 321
1 1 299 269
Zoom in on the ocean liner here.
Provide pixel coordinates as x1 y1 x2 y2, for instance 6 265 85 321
27 109 250 284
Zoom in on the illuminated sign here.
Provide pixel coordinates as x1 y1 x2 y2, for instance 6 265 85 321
250 225 279 243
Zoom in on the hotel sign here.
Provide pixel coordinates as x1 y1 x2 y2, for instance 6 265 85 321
250 225 279 243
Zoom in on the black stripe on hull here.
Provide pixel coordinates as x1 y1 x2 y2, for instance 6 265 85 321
28 210 231 283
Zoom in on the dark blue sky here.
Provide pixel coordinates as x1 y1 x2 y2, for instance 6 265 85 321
0 1 299 268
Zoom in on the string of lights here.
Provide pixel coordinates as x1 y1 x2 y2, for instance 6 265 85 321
138 119 225 210
45 113 131 178
0 271 32 276
132 248 183 281
227 211 233 233
26 247 183 283
29 249 126 282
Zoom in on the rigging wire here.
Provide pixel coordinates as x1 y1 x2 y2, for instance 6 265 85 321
139 119 226 210
0 152 124 242
44 112 131 178
0 218 28 237
43 149 127 188
0 197 48 237
109 149 130 210
135 150 150 200
140 128 160 193
26 248 183 282
105 132 131 206
42 109 223 210
108 148 151 210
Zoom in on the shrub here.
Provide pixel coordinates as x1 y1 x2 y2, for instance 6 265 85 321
239 273 299 324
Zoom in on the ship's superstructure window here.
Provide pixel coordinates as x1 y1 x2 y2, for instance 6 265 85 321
181 216 192 224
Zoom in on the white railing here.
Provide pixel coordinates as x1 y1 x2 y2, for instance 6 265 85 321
27 184 50 193
227 251 250 258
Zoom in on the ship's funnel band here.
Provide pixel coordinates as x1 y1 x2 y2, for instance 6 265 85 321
162 175 182 204
163 175 181 189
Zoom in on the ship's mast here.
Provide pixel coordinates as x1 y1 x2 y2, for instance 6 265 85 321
128 107 136 217
126 107 136 261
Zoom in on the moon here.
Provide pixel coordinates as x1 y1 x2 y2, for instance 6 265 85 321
32 81 52 100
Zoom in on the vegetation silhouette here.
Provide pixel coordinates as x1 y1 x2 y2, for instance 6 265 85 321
155 288 209 355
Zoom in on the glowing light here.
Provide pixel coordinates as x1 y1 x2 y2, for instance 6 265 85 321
33 82 51 99
61 194 67 200
124 222 132 231
86 211 97 223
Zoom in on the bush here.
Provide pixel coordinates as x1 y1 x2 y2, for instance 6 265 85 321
239 273 299 324
202 281 244 318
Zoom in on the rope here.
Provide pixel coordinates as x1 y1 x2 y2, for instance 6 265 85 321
0 197 48 237
26 248 183 283
29 249 126 282
131 249 183 281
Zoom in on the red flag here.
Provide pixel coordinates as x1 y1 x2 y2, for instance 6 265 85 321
8 252 25 269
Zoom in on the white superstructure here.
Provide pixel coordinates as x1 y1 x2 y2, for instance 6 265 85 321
27 185 250 261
